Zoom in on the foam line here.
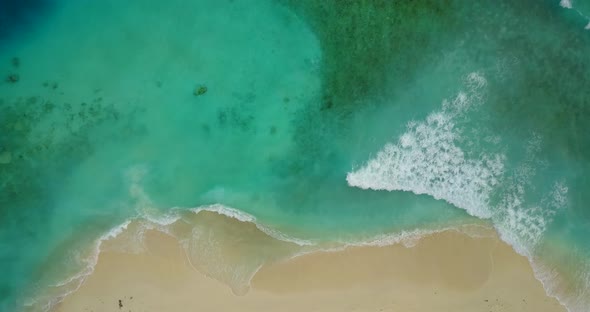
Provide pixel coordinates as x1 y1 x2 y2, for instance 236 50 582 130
189 204 315 246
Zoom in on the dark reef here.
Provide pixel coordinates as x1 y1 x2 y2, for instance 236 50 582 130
280 0 460 110
0 0 52 44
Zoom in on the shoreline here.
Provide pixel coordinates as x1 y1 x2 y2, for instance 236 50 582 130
43 213 566 312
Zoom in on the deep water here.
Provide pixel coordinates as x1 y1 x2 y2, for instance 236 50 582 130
0 0 589 311
0 0 53 45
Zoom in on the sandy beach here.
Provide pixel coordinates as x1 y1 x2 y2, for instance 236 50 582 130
52 216 566 312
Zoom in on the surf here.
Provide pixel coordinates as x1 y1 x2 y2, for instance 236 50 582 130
347 72 587 311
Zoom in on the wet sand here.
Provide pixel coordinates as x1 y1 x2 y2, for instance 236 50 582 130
52 222 566 312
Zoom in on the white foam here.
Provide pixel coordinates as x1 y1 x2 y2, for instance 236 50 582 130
494 141 569 256
190 204 315 246
348 72 504 219
337 223 496 250
191 204 256 223
100 220 132 241
345 227 458 248
143 212 182 227
560 0 573 9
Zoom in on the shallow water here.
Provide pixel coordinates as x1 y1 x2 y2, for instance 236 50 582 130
1 0 589 311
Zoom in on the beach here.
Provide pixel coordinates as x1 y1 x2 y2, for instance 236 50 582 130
53 214 565 312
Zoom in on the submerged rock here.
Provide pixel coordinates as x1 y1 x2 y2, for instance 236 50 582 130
6 74 19 83
194 85 208 96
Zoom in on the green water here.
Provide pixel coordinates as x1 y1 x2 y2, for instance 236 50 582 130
1 0 589 311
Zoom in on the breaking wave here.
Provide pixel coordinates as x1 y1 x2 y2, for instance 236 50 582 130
347 72 568 254
346 72 580 310
560 0 590 29
347 72 503 220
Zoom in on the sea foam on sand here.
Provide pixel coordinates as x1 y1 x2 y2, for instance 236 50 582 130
49 213 566 312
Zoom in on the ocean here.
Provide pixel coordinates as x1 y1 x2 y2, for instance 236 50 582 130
0 0 589 311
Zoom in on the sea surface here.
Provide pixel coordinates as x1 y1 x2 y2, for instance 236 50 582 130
0 0 589 311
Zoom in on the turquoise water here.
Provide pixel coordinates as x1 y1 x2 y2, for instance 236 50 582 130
1 0 590 311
